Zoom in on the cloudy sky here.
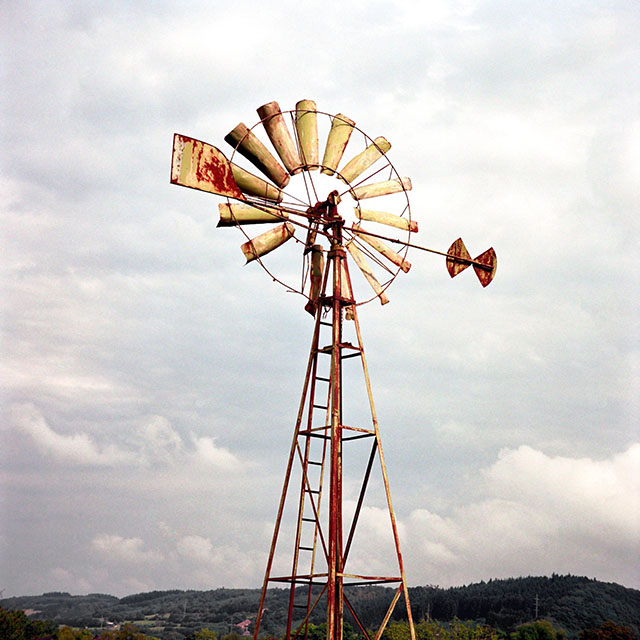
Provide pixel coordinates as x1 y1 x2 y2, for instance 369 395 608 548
1 0 639 598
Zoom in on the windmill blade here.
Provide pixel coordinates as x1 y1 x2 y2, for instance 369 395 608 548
473 247 498 287
231 163 283 202
257 101 303 175
225 123 290 188
356 208 419 233
352 224 411 273
241 222 296 263
296 99 319 170
338 136 391 184
171 134 243 199
218 203 288 227
304 244 324 316
352 177 412 200
321 113 355 176
345 240 389 305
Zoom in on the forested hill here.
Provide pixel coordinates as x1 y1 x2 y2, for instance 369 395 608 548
2 575 638 639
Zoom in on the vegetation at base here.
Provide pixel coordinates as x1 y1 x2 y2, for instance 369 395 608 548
1 576 638 640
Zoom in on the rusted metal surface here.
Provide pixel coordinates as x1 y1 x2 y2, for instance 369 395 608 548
257 101 303 175
345 240 390 305
473 247 498 287
446 238 497 287
225 122 290 188
353 223 411 273
321 113 355 176
218 202 287 226
356 207 419 233
171 133 243 199
338 136 391 184
240 221 295 263
230 163 283 202
352 177 412 200
304 244 324 316
296 100 319 170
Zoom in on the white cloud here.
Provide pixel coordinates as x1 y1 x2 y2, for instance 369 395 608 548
11 404 245 471
176 534 215 563
192 436 241 470
403 444 640 586
12 404 138 466
92 534 163 564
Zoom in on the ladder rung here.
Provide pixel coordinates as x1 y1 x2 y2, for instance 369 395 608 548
304 488 319 494
298 546 314 551
308 460 322 466
312 403 328 410
292 604 308 609
316 376 330 382
341 352 362 360
302 517 316 522
319 321 331 327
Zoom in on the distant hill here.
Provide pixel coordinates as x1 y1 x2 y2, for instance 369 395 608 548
2 575 638 639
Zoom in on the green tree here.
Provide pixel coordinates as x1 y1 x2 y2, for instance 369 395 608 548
56 627 94 640
96 622 160 640
510 620 566 640
579 622 634 640
195 629 219 640
0 606 56 640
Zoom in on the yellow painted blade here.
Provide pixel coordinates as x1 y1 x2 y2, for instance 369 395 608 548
231 164 283 202
352 224 411 273
296 99 319 170
356 208 418 233
171 134 243 199
338 136 391 184
321 113 355 176
257 101 303 175
352 177 412 200
218 203 288 227
345 240 389 305
225 123 290 188
241 222 295 263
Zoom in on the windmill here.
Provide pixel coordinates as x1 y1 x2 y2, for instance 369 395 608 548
170 100 497 640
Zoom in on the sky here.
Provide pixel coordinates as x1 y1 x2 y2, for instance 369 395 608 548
1 0 639 599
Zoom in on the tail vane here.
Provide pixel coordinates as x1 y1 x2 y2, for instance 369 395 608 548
446 238 497 287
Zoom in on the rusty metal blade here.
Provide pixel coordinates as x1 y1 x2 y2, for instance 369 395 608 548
257 101 303 175
352 224 411 273
171 133 243 199
446 238 472 278
321 113 355 176
304 244 324 316
345 240 389 305
218 203 288 227
295 99 319 171
473 247 498 287
225 123 290 188
241 222 296 263
356 208 418 233
338 136 391 184
230 164 283 202
352 177 412 200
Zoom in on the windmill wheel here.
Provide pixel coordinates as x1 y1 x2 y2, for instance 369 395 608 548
171 100 418 309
